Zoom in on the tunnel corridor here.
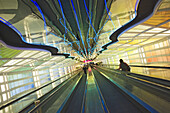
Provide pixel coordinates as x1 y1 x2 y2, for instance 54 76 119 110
1 66 169 113
0 0 170 113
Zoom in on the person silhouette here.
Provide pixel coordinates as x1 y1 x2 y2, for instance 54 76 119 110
83 65 87 75
118 59 130 72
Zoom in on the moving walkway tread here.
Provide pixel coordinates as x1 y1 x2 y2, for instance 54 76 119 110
18 71 81 113
93 69 150 113
59 71 109 113
60 74 87 113
96 66 170 101
45 74 82 113
29 73 82 113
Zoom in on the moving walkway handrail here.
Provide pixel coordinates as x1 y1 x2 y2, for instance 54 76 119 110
100 64 170 69
81 78 87 113
96 66 170 88
94 69 158 113
0 69 81 110
93 71 109 113
95 66 170 104
127 72 170 87
28 72 83 113
57 74 83 113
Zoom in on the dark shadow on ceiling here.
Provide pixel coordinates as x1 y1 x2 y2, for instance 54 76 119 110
0 21 69 57
101 0 162 50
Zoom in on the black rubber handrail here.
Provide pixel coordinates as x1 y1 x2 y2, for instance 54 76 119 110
28 72 83 113
94 68 158 113
96 66 170 88
0 69 81 110
93 71 110 113
0 20 69 57
81 75 88 113
60 74 87 113
58 74 84 113
127 72 170 87
129 65 170 69
101 64 170 69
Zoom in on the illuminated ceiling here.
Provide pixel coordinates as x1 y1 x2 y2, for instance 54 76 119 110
0 0 138 59
0 0 170 72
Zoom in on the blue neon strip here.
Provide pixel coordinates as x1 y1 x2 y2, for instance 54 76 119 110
134 0 140 15
103 0 115 32
83 0 100 55
31 0 48 43
71 0 87 57
83 0 117 55
86 26 91 54
59 18 84 54
104 0 112 20
102 0 140 49
90 1 116 54
0 17 61 53
31 0 68 46
86 20 92 55
0 17 27 43
83 0 97 35
59 19 77 41
31 0 85 56
93 18 110 43
58 0 67 43
115 0 149 39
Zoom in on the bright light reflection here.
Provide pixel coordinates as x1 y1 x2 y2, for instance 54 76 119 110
0 76 4 83
4 60 22 66
134 25 152 30
163 30 170 33
121 33 138 37
17 59 31 65
154 34 170 37
0 67 8 72
138 34 154 36
1 85 5 92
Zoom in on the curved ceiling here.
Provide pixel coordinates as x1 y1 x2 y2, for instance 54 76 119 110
26 0 118 58
0 0 138 59
0 0 169 67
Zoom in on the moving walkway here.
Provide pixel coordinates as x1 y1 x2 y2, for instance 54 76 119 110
29 69 152 113
0 66 169 113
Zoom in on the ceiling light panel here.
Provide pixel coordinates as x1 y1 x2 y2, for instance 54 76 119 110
138 34 154 36
3 67 18 72
120 33 138 37
3 59 23 66
146 27 167 33
133 25 152 30
23 51 39 57
163 30 170 33
0 67 8 72
154 34 170 37
16 59 32 65
15 51 31 58
31 52 48 58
